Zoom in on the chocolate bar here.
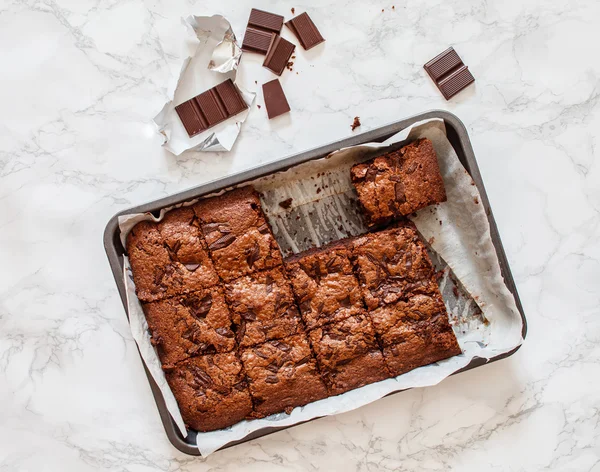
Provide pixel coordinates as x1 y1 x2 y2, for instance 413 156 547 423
175 79 247 138
263 35 295 76
424 47 475 100
263 79 290 119
242 8 284 54
285 12 325 50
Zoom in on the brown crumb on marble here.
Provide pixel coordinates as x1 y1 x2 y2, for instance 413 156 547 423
428 237 435 245
257 104 261 109
255 80 257 84
279 198 293 209
474 196 479 204
392 5 395 9
439 220 442 226
351 116 361 131
291 7 295 14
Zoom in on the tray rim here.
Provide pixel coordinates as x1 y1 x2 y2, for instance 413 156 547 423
103 109 528 456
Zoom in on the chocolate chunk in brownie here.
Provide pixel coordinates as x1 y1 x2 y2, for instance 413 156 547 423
126 207 219 302
225 267 303 347
165 352 253 432
193 187 283 282
240 334 328 417
380 310 461 377
351 138 446 227
350 223 438 310
144 286 236 367
308 313 389 395
285 240 364 330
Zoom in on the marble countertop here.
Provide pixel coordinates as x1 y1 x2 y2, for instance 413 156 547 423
2 0 599 470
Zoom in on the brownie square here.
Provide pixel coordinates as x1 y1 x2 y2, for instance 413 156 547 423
379 311 461 377
165 352 253 432
285 240 364 330
351 138 446 227
126 207 219 302
225 267 303 348
144 287 236 368
193 186 283 282
350 223 438 310
240 334 328 417
308 313 389 395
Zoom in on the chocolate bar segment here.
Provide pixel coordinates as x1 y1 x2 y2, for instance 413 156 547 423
424 47 474 100
263 35 295 76
285 12 325 50
242 9 284 54
262 79 290 119
175 79 248 138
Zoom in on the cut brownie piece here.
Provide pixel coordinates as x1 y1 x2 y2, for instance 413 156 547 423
308 313 389 395
165 352 252 432
351 223 437 310
225 267 302 348
126 207 219 302
351 138 446 227
240 334 328 417
193 186 283 282
285 239 364 330
378 307 461 377
144 287 235 368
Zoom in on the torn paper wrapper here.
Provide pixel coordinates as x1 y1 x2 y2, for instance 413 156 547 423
154 15 253 155
118 118 523 456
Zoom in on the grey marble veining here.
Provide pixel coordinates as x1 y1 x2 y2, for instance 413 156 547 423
1 0 599 470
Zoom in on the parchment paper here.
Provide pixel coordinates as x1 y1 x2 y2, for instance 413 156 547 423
118 118 523 456
153 15 254 155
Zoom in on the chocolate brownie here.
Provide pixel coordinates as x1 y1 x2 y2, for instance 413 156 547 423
285 240 364 330
351 223 438 310
126 207 219 302
225 267 303 347
308 313 389 395
166 352 253 432
144 287 235 368
240 334 328 417
379 309 461 377
193 187 283 282
351 138 446 227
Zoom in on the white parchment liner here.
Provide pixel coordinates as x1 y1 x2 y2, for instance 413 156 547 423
119 118 523 456
153 15 254 155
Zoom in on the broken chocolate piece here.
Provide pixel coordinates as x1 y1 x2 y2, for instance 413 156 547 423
424 47 474 100
262 79 290 119
285 12 325 50
175 79 247 138
263 35 296 76
242 8 284 54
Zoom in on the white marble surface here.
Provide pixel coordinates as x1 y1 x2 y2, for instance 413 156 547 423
1 0 599 470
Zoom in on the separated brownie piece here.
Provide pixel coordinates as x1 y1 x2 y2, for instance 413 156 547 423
240 334 328 417
351 138 446 227
126 207 219 302
285 240 364 330
351 223 438 310
225 267 303 348
144 287 236 368
193 187 283 282
165 352 253 432
308 313 389 395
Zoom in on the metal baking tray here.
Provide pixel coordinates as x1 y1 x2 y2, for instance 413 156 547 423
104 110 528 456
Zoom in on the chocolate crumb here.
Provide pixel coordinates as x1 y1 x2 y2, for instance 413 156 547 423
474 196 479 204
255 80 257 84
279 198 293 209
452 286 459 298
316 188 322 194
381 8 384 11
392 5 395 9
257 104 261 109
428 237 435 245
291 7 295 14
351 116 361 131
439 220 443 226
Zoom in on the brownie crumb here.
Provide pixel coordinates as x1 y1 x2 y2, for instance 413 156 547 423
287 61 294 71
279 198 293 210
474 196 479 204
291 7 295 14
452 286 459 298
351 116 361 131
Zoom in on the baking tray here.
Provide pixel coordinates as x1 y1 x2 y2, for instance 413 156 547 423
104 110 527 456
